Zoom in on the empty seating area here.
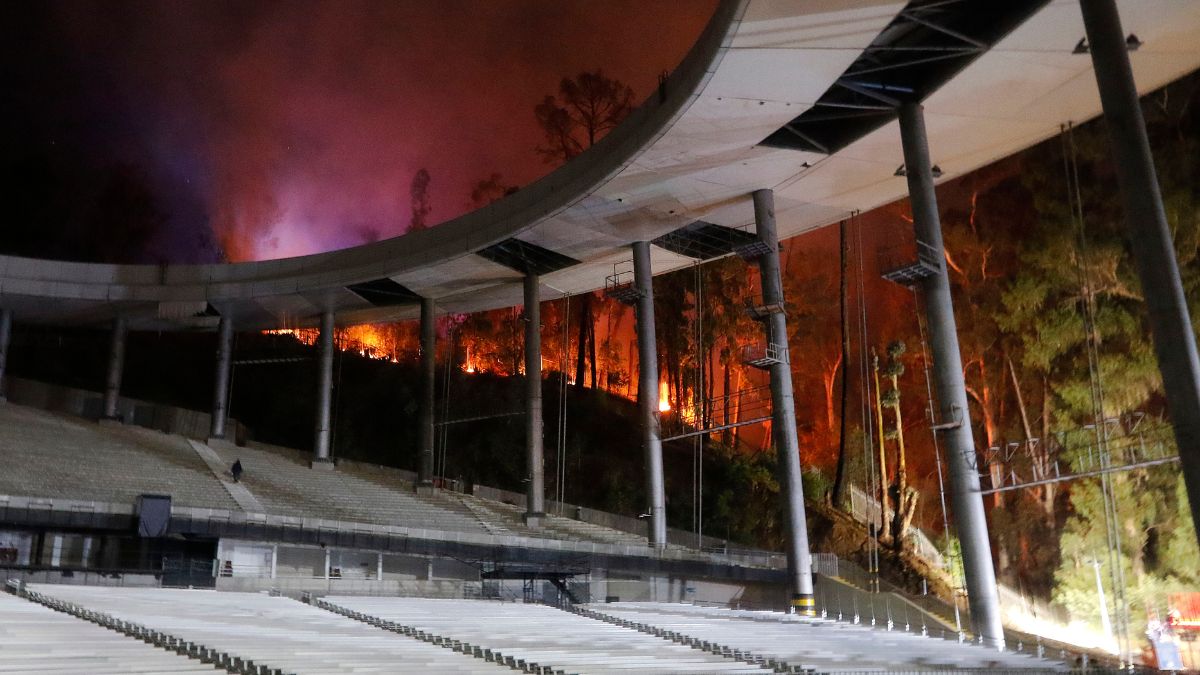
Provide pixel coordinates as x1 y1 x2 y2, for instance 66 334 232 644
202 439 489 535
8 584 1079 673
29 585 508 674
0 590 215 674
582 602 1068 673
0 402 664 550
0 404 236 511
326 596 766 673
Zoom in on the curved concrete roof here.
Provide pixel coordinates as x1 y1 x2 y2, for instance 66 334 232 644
3 0 1199 331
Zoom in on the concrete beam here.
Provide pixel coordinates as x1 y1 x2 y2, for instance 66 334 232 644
102 317 127 421
898 102 1002 648
210 316 234 440
752 189 814 616
417 297 436 491
1081 0 1200 555
313 310 335 467
0 308 10 401
524 275 545 525
633 241 667 548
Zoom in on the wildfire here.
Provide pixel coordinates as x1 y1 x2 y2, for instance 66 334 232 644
659 381 671 412
263 325 408 363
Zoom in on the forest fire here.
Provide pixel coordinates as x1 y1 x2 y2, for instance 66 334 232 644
659 381 671 412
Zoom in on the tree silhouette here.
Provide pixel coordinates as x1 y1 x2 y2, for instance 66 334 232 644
409 168 432 232
534 70 635 387
534 70 635 164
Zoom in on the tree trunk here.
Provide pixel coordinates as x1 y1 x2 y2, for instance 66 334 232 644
832 218 852 510
872 351 890 541
1038 376 1057 522
889 372 908 549
588 300 597 388
575 293 591 387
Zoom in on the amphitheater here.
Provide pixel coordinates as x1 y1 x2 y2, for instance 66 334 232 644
4 0 1200 672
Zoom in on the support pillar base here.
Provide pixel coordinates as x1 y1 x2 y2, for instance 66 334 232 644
309 459 336 471
98 417 124 427
791 593 815 617
206 436 237 450
522 512 545 528
414 483 435 496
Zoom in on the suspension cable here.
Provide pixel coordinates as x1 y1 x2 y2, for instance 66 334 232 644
912 285 963 635
1062 122 1130 663
557 292 571 512
853 209 883 591
437 324 454 481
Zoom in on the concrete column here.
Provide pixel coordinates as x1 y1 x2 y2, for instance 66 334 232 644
376 552 384 581
523 274 545 524
632 241 668 548
1082 0 1200 551
102 316 128 420
0 308 11 401
324 548 331 580
417 297 436 490
210 316 234 440
752 189 814 616
271 544 278 580
313 310 335 466
898 102 1003 648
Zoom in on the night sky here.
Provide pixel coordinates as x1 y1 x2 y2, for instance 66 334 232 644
2 1 716 263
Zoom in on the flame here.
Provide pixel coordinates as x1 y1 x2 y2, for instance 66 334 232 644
659 381 671 412
263 324 409 363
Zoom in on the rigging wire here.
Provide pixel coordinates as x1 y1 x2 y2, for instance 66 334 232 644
912 285 964 636
1062 122 1131 663
695 261 705 545
437 324 454 481
557 292 571 512
853 209 883 592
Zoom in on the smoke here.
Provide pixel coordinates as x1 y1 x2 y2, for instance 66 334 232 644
11 1 715 262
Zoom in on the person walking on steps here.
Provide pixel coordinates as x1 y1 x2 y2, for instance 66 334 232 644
231 459 243 483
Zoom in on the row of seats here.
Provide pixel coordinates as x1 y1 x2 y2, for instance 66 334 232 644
30 585 507 674
21 585 1072 673
0 590 215 674
0 403 661 549
0 404 235 511
582 601 1067 672
203 439 489 536
326 596 766 673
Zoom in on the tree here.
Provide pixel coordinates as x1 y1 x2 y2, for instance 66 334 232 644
469 173 517 208
409 168 432 232
534 70 635 388
535 70 634 163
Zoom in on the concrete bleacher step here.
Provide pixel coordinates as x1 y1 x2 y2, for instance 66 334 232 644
582 602 1069 673
0 404 237 512
312 596 558 674
2 587 239 674
30 585 506 674
326 596 770 674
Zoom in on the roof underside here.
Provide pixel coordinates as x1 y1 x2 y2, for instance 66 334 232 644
761 0 1051 154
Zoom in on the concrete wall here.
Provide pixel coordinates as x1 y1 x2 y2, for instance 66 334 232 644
5 376 248 442
471 484 733 551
